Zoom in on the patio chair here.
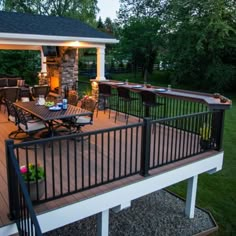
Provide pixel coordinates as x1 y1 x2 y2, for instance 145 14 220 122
31 85 50 100
70 97 97 133
14 105 46 141
5 99 25 139
1 87 20 112
67 90 79 106
96 83 113 118
115 86 138 124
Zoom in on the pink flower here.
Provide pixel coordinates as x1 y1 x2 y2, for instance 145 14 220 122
20 165 28 174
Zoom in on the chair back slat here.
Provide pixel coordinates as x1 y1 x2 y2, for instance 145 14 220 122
5 99 17 123
14 106 28 128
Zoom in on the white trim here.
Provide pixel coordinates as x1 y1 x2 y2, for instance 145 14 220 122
112 202 131 213
0 40 112 48
1 152 223 235
0 32 119 44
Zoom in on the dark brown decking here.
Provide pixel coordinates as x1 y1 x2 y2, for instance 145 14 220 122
0 108 216 228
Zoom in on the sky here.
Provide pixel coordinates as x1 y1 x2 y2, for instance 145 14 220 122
97 0 120 20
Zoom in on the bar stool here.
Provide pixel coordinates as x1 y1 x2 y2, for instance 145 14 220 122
115 86 138 124
97 83 113 118
140 90 165 119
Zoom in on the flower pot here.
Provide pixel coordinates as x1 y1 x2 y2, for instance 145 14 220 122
26 179 45 201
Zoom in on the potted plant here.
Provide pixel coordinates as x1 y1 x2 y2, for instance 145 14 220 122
199 124 212 150
20 163 45 201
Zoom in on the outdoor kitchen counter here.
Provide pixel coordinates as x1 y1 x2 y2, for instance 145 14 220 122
96 80 232 110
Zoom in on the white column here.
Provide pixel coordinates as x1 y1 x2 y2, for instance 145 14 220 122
40 47 47 73
96 46 106 81
96 209 109 236
185 175 198 218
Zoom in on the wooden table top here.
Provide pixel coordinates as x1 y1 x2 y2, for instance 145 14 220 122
14 101 92 121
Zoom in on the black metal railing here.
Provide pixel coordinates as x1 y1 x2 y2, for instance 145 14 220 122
8 123 143 204
6 109 223 210
107 89 209 120
6 140 42 235
148 111 220 170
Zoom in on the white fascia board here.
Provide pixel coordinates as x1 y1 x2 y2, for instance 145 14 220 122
0 39 107 48
37 152 223 233
1 152 223 235
0 32 119 44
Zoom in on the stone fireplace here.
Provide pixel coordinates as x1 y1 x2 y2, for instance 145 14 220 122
41 46 79 98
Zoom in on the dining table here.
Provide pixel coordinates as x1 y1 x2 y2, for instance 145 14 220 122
14 101 92 137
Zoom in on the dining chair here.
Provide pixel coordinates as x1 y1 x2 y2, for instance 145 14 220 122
67 90 79 106
70 97 97 133
1 87 20 112
5 99 25 139
14 105 46 141
115 86 138 124
31 85 50 100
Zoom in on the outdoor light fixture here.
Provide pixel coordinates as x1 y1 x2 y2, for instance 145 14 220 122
68 41 80 47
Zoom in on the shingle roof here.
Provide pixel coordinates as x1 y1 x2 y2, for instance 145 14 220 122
0 11 115 39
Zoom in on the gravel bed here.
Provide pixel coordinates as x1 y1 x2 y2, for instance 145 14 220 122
45 190 215 236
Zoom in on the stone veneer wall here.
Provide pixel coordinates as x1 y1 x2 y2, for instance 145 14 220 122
46 47 79 98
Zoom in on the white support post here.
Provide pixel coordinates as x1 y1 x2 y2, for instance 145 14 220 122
96 46 106 81
40 47 47 73
185 175 198 218
96 209 109 236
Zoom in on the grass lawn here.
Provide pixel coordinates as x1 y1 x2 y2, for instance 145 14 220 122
79 72 235 235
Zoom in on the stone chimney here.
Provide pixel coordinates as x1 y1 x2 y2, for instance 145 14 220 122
46 47 79 98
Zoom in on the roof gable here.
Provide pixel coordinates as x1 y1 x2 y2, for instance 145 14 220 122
0 11 115 40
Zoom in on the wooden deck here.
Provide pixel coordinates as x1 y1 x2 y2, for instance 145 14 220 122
0 108 217 229
0 108 142 227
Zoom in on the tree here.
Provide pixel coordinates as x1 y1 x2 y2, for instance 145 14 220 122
162 0 236 91
97 16 105 30
1 0 98 25
117 0 164 82
0 50 40 84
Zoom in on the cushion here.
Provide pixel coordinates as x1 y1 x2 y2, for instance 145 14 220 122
75 116 92 124
21 97 30 102
19 120 46 132
17 79 25 87
0 78 7 87
8 78 20 87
